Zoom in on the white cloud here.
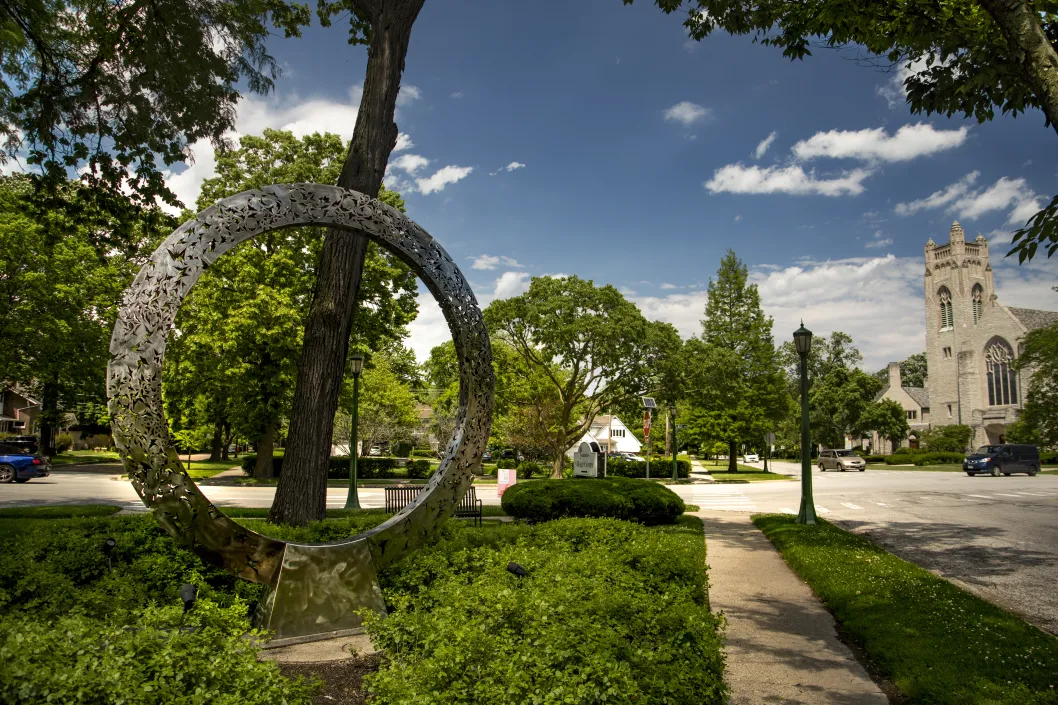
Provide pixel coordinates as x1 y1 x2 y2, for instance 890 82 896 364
663 101 711 125
620 286 637 296
394 133 414 152
792 123 969 163
471 254 523 270
952 176 1041 225
660 283 678 290
705 164 872 197
390 154 430 175
396 85 422 107
864 230 893 249
753 131 778 159
895 172 979 216
490 161 526 176
415 165 473 195
450 91 464 99
493 271 531 299
734 215 743 222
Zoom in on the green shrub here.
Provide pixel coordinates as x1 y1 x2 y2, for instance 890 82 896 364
363 517 726 705
1041 451 1058 464
923 424 973 453
912 451 967 466
517 460 543 479
240 453 285 476
0 604 318 705
892 446 924 455
405 459 432 479
239 454 401 479
54 432 73 453
501 477 685 525
411 449 436 458
607 456 691 478
860 455 887 463
496 458 517 469
392 441 413 458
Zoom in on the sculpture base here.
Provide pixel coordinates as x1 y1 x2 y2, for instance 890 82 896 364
253 539 387 641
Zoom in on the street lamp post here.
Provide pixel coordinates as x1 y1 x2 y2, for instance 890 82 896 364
794 322 818 525
345 355 365 510
670 404 678 481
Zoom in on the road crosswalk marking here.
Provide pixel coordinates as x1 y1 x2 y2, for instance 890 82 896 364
841 502 863 510
871 501 889 507
689 486 755 512
996 493 1024 498
816 506 830 513
779 507 796 514
967 494 992 499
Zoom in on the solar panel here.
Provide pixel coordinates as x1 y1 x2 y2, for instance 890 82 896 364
641 397 656 408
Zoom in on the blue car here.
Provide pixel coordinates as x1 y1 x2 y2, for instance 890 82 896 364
0 443 50 483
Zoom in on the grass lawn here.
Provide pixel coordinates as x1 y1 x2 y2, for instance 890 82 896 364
753 514 1058 705
183 459 241 479
49 449 121 466
707 464 793 482
0 504 122 519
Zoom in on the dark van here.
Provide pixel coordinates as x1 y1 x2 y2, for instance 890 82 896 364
963 444 1041 477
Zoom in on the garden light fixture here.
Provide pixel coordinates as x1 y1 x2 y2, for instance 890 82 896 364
346 354 365 509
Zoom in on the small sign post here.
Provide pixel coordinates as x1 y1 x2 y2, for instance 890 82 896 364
573 442 600 478
497 467 517 497
643 410 652 479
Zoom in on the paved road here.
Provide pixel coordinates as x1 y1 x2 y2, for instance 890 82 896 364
5 462 1058 636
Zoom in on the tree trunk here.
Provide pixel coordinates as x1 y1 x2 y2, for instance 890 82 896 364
551 447 565 479
665 415 672 457
728 439 738 472
977 0 1058 138
38 380 59 457
270 0 426 526
209 421 223 462
221 421 231 461
255 422 277 479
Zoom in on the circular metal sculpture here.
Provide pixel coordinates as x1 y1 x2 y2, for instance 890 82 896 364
107 184 493 639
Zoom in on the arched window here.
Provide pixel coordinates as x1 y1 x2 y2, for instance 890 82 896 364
984 338 1018 406
938 288 954 331
972 284 983 325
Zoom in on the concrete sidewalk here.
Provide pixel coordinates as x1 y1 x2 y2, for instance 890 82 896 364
700 512 890 705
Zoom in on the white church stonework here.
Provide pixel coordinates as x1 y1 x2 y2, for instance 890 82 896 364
918 222 1057 448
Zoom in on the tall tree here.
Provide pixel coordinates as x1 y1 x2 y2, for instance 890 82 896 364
333 350 419 456
873 352 928 388
1 0 309 208
484 276 662 477
628 0 1058 262
0 174 151 454
686 251 788 471
860 399 911 452
1013 322 1058 448
164 129 415 478
272 0 427 526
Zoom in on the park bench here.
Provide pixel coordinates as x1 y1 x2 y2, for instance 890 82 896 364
384 484 483 526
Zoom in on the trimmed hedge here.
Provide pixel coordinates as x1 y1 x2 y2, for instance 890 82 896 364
517 460 544 479
411 449 436 458
496 458 517 469
240 454 401 479
860 454 887 463
1041 451 1058 464
884 451 966 466
607 456 691 478
501 477 686 525
405 459 433 479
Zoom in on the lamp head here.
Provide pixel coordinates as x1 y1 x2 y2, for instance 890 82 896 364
350 354 365 376
793 321 813 356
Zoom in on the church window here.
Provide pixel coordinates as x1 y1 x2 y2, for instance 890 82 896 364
947 404 953 418
972 284 983 325
984 338 1018 406
938 288 954 331
906 410 917 420
943 347 952 359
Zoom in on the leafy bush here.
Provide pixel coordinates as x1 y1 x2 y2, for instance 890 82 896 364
923 424 973 453
405 459 432 479
239 454 401 479
912 452 968 466
517 460 543 479
1041 451 1058 465
501 477 685 525
0 604 318 705
392 441 413 458
54 432 73 453
411 449 436 458
892 446 925 455
496 458 517 469
860 455 887 463
363 517 726 705
607 456 691 478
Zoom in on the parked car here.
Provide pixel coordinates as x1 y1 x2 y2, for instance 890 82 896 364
0 443 50 483
617 452 646 462
743 453 760 463
482 450 493 462
500 450 524 462
964 444 1040 477
369 445 382 456
818 449 865 472
5 435 39 454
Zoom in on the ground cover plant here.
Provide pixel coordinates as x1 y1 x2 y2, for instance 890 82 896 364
708 467 792 483
501 476 686 524
363 516 727 705
753 514 1058 705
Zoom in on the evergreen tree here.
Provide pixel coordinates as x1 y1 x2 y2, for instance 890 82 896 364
688 251 788 471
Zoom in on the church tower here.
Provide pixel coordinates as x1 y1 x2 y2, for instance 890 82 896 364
924 222 994 427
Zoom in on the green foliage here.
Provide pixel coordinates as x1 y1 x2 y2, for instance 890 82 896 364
239 454 405 479
607 456 691 478
239 511 394 543
753 514 1058 704
883 452 965 465
2 0 311 208
860 399 911 448
501 477 686 525
496 458 517 469
54 432 73 453
335 351 421 456
0 605 318 705
685 251 788 463
363 517 726 705
874 352 928 389
485 276 673 476
922 424 973 453
405 459 432 479
516 460 543 479
1013 323 1058 448
0 504 120 519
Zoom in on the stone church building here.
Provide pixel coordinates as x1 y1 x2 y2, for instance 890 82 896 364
870 222 1058 452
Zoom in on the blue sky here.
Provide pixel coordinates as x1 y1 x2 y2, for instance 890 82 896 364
164 0 1058 369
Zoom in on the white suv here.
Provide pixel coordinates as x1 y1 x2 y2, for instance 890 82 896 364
818 449 865 472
